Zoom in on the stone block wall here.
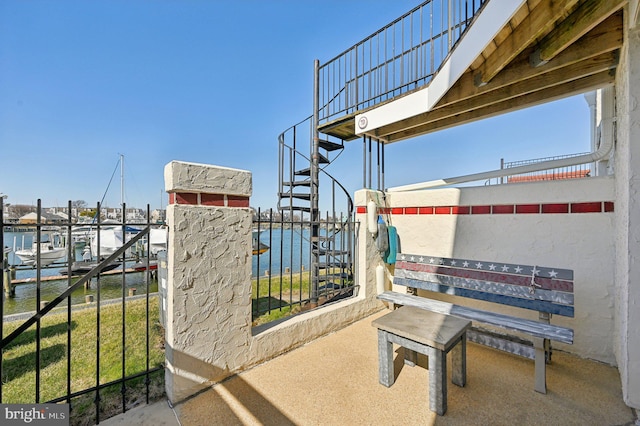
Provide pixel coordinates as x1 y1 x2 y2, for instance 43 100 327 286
164 161 382 403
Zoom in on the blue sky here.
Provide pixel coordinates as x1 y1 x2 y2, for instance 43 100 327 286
0 1 590 212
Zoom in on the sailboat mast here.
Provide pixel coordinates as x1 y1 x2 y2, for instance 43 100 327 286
120 153 124 222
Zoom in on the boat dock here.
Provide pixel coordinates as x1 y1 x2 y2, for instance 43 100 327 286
9 267 148 285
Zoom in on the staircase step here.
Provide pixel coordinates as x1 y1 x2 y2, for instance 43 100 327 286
318 282 344 291
279 192 311 201
318 153 330 164
318 262 349 269
282 181 311 187
314 249 349 256
318 139 344 152
318 273 352 282
294 168 310 176
279 206 312 213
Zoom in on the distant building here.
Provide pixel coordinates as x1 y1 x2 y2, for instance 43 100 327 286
18 211 65 224
151 209 166 223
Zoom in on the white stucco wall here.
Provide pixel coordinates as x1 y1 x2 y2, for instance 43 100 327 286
164 161 382 404
370 177 616 364
614 12 640 409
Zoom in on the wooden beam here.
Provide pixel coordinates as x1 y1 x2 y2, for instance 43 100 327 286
474 0 580 86
385 71 615 143
441 12 622 108
531 0 626 66
372 51 617 139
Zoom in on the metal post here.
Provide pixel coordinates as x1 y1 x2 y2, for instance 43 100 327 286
311 59 321 305
120 154 125 222
448 0 453 50
377 139 381 190
382 141 386 191
1 197 13 298
363 137 367 188
368 137 372 189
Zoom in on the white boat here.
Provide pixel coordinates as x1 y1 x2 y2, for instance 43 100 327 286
149 228 167 254
14 232 66 266
252 230 269 255
90 226 166 257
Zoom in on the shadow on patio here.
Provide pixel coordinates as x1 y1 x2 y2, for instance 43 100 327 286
107 309 637 425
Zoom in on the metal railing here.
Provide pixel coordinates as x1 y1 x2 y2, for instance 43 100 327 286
487 153 593 185
252 208 357 325
318 0 487 124
0 199 164 425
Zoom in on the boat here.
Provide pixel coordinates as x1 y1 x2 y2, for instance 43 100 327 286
60 260 121 276
14 232 66 266
252 230 269 255
132 259 158 272
90 226 165 258
149 228 167 254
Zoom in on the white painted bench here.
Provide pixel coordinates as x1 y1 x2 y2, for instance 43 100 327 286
378 253 575 394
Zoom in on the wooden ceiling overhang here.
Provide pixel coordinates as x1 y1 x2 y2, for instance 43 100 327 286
319 0 624 144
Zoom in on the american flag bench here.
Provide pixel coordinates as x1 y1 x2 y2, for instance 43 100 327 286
377 253 574 394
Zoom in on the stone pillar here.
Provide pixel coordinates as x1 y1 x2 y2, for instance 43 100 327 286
615 19 640 410
164 161 253 404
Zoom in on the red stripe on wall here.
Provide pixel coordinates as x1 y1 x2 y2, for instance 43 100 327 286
354 201 613 215
451 206 470 215
227 195 250 208
201 193 225 206
169 192 249 207
492 205 514 214
471 205 492 214
516 204 540 214
571 202 602 213
542 203 569 214
175 193 198 205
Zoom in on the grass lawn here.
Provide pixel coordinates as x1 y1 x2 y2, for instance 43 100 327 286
2 296 165 425
251 269 353 326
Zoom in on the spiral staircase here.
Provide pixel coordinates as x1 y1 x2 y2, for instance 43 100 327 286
277 115 355 307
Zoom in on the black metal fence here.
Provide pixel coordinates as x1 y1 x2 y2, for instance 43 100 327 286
251 208 357 325
1 199 165 425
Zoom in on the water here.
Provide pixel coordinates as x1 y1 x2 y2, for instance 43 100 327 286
3 273 158 317
252 228 312 277
3 231 157 316
251 227 349 277
3 228 344 315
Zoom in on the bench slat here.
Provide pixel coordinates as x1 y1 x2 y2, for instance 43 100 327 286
397 254 573 281
396 260 574 293
394 277 575 317
378 291 574 344
395 269 574 305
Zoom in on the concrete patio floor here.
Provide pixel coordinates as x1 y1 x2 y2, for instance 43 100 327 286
104 310 637 426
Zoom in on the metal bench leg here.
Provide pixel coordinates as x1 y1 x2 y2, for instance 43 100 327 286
404 348 418 367
377 330 394 387
533 337 547 394
428 348 447 415
451 334 467 387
